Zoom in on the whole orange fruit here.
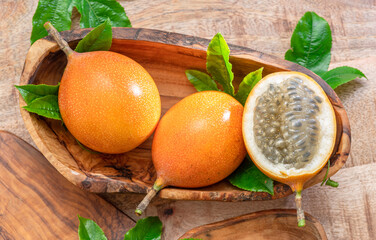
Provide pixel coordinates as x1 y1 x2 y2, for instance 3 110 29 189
135 91 246 215
152 91 246 188
59 51 161 154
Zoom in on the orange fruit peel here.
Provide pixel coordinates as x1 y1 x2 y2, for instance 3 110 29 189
136 91 246 215
44 22 161 154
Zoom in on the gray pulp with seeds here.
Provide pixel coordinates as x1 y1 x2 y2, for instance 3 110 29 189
253 77 322 169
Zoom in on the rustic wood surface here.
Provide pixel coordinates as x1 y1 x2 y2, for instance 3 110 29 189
1 0 375 239
179 209 327 240
0 131 135 239
18 27 349 204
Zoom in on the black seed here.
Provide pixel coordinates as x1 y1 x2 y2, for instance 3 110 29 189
289 80 299 85
304 87 314 94
289 128 300 133
310 103 319 110
292 120 302 128
310 125 318 130
292 133 303 141
308 119 316 124
297 146 306 152
314 96 322 103
307 109 316 115
285 111 294 117
293 96 302 101
303 152 311 158
296 138 306 146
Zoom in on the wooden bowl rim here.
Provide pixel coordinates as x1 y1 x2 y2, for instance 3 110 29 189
179 209 327 239
19 27 350 201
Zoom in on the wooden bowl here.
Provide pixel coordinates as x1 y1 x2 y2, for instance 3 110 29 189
19 28 350 201
179 209 327 239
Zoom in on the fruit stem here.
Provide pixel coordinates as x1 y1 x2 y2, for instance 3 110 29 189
295 190 306 227
135 180 164 216
43 22 74 57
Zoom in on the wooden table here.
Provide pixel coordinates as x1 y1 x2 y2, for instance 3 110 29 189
1 1 376 239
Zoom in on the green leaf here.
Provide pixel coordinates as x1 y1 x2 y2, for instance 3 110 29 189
185 70 219 92
30 0 75 44
235 68 263 105
124 216 162 240
321 66 367 89
15 84 59 105
75 19 112 53
30 0 132 44
78 215 107 240
285 12 332 76
206 33 235 96
75 0 132 28
229 156 274 195
23 95 61 120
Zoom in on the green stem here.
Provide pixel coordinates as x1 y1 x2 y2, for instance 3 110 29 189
321 159 330 186
43 22 74 57
135 182 164 216
295 191 305 227
325 178 339 188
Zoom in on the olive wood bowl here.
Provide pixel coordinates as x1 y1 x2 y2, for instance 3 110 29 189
179 209 327 239
19 28 350 201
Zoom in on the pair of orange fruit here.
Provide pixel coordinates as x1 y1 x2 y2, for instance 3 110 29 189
47 23 336 226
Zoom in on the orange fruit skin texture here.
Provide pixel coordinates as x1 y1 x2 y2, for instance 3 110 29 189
59 51 161 154
152 91 246 188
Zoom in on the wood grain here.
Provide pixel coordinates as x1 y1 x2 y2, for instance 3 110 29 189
180 209 327 240
0 131 135 240
1 1 376 240
151 154 376 240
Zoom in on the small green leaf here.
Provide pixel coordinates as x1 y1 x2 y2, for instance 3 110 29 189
229 156 274 195
321 66 367 89
23 95 61 120
30 0 75 44
235 68 263 105
124 216 162 240
185 70 219 92
15 84 59 105
285 12 332 76
75 19 112 53
75 0 132 28
78 215 107 240
206 33 235 96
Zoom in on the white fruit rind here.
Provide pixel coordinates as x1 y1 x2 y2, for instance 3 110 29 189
243 72 337 177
